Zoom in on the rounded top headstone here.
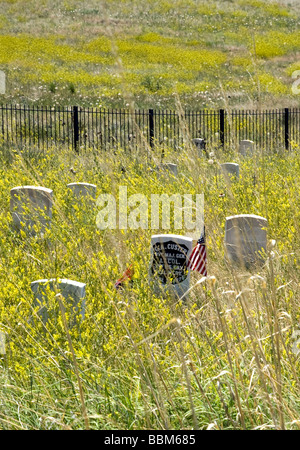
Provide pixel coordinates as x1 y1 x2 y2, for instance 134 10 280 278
226 214 267 222
221 163 240 178
225 214 267 269
221 162 239 168
239 140 255 156
11 185 53 195
67 182 97 188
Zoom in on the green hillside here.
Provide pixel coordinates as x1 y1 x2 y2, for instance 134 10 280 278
0 0 299 109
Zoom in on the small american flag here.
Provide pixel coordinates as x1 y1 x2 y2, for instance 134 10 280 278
187 228 207 275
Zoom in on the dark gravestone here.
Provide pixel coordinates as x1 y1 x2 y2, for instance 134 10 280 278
192 138 207 157
150 234 193 298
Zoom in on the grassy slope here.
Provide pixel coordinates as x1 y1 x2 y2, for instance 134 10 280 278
1 0 300 431
1 143 300 429
0 0 299 109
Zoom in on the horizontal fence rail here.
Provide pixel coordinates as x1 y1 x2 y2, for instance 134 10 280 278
0 105 299 153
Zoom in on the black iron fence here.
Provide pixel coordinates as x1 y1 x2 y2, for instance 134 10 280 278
0 104 299 153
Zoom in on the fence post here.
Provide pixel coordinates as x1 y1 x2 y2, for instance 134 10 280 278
284 108 289 151
219 109 225 150
73 106 79 153
149 109 154 149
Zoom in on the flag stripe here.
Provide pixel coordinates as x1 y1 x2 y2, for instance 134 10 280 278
187 229 207 275
191 253 206 272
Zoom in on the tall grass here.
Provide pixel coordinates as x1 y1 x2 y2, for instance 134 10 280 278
0 125 300 429
0 0 299 430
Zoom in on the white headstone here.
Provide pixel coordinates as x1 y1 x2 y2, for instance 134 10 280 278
31 278 86 326
162 163 178 177
221 163 239 179
225 214 267 269
239 140 254 156
10 186 53 236
149 234 193 298
154 163 178 179
67 182 97 200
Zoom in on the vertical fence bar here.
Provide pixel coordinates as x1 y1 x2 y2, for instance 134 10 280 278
1 104 4 138
149 108 154 149
219 109 225 149
285 107 289 151
73 105 79 153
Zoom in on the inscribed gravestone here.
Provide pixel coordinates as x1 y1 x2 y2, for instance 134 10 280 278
150 234 193 298
221 163 239 179
31 278 86 326
10 186 53 236
225 214 267 269
239 140 254 156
